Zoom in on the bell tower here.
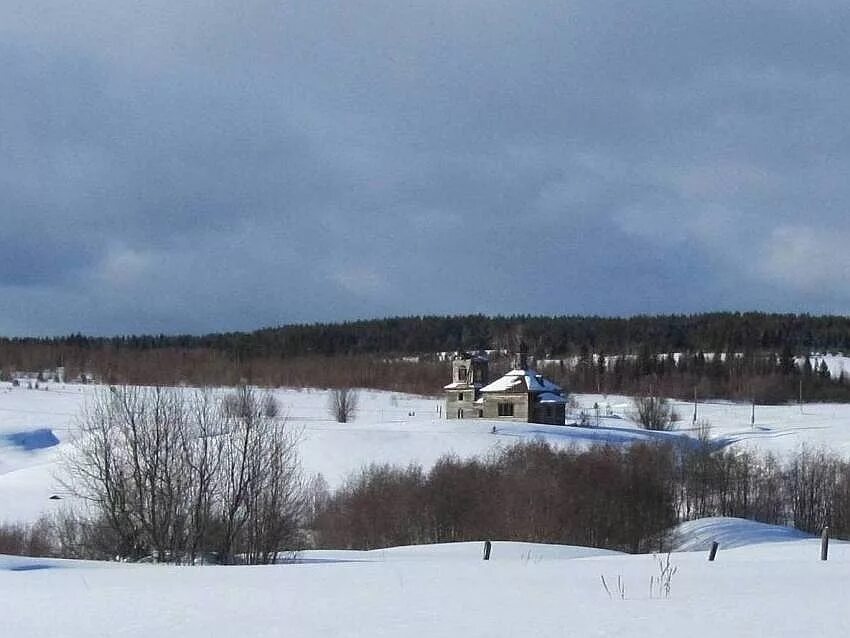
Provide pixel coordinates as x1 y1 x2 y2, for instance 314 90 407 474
445 352 489 419
513 341 529 370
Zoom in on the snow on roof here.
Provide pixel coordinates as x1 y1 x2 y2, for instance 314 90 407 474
479 369 563 395
537 392 566 404
478 371 525 392
443 382 471 389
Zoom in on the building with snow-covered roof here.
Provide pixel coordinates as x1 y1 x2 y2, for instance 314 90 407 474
444 348 567 425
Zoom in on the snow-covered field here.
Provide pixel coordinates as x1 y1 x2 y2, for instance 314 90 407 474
5 384 850 636
4 382 850 523
2 517 848 637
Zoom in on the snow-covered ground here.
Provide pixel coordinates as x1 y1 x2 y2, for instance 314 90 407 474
4 382 850 523
4 383 850 636
2 517 848 637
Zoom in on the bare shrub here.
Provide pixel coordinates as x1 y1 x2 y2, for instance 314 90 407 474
328 388 358 423
650 552 678 599
695 418 713 445
262 393 280 418
630 393 676 431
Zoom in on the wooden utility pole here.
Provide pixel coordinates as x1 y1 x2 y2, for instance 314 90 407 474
693 387 698 424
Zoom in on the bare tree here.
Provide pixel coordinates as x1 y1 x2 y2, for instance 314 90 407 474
630 392 676 431
61 384 304 564
328 388 358 423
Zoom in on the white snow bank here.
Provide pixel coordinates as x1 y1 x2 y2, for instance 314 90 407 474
670 516 813 551
298 540 621 564
5 536 850 637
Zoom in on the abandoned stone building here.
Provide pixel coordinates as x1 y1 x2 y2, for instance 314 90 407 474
444 350 567 425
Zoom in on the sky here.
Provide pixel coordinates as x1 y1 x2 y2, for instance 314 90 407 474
2 1 850 336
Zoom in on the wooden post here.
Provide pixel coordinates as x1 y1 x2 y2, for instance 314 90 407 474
483 540 492 561
821 527 829 561
708 541 719 562
693 387 698 424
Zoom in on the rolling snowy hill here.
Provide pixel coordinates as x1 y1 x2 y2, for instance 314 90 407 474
2 518 848 637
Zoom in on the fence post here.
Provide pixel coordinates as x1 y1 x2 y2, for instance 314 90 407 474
483 540 492 561
708 541 719 562
821 527 829 561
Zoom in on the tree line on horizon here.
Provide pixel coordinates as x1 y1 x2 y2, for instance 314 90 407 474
3 312 850 402
7 312 850 356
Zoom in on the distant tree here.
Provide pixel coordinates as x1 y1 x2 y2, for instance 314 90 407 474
328 388 359 423
630 392 676 431
803 355 813 377
779 345 796 375
596 351 606 393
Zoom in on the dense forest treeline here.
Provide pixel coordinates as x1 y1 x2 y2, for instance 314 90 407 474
3 312 850 401
7 312 850 357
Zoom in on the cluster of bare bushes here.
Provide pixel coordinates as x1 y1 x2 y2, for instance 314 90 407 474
310 442 677 553
0 518 54 557
676 443 850 535
309 440 850 553
54 385 304 564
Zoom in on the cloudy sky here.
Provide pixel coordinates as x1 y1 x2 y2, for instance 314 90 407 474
2 1 849 336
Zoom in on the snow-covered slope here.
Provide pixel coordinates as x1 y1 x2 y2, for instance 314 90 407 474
3 533 850 637
670 517 814 551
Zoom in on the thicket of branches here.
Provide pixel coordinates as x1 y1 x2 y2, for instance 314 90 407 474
308 441 850 553
60 385 305 564
310 442 676 553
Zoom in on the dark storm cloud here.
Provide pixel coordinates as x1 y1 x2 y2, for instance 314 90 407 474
2 1 850 335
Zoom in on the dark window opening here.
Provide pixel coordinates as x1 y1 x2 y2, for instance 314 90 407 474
498 402 514 417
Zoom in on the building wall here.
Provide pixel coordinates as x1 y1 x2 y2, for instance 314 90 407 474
445 387 478 419
481 392 530 421
531 403 566 425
